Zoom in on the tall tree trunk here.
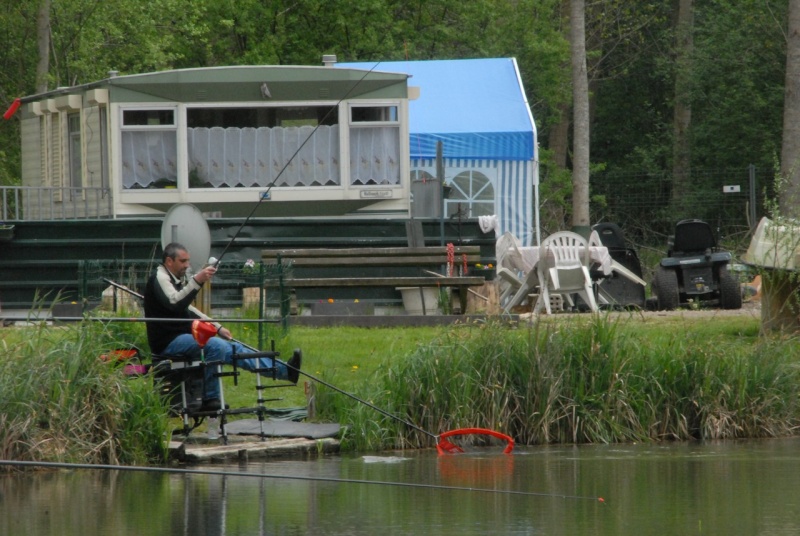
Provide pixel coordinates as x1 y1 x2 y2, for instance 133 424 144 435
781 0 800 218
35 0 51 94
548 103 570 168
672 0 694 210
765 0 800 333
570 0 590 232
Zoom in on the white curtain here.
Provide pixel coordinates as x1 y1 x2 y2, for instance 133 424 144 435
349 126 400 185
122 124 400 189
121 131 178 188
187 125 341 187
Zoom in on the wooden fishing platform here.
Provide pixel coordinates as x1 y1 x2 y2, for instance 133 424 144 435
169 418 342 463
171 436 340 463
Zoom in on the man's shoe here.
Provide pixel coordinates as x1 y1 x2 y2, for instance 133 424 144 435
201 398 222 412
287 349 302 384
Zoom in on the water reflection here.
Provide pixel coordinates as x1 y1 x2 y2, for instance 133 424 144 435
2 439 800 535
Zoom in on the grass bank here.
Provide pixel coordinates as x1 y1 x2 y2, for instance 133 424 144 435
2 311 798 461
313 313 800 450
0 320 169 466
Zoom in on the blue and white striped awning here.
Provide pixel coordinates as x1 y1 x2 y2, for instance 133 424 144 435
340 58 539 246
339 58 536 161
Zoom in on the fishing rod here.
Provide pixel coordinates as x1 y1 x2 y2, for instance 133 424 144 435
211 61 384 267
99 278 278 326
0 460 605 502
51 316 279 324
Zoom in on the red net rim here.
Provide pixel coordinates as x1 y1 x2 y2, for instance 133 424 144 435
436 427 515 455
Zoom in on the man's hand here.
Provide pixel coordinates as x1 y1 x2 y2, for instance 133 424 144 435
217 326 233 340
193 265 217 284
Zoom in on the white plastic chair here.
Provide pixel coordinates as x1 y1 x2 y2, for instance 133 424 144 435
533 231 599 314
586 229 610 306
495 232 524 308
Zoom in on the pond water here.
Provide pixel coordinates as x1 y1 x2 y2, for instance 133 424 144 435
2 437 800 535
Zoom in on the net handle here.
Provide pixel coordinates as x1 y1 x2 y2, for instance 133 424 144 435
436 427 515 455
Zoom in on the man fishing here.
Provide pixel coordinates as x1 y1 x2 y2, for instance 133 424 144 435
144 242 301 411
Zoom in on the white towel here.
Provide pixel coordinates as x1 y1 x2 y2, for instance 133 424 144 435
479 215 499 236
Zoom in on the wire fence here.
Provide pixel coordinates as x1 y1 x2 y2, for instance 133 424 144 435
587 165 773 253
66 166 776 312
78 259 294 339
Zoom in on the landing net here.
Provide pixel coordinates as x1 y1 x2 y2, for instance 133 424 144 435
436 428 514 455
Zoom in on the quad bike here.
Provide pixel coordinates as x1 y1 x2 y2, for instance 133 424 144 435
652 219 742 310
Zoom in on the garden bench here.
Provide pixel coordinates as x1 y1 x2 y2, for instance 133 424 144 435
261 245 485 314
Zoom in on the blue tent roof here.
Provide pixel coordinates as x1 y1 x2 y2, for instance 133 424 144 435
337 58 536 161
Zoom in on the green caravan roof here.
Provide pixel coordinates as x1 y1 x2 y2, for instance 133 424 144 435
21 65 410 104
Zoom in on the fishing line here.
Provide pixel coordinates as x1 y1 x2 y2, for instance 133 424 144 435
0 460 605 502
293 364 437 441
212 61 385 266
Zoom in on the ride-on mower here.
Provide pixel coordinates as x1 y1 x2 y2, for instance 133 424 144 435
652 219 742 310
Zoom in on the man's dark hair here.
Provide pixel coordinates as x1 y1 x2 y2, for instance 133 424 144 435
162 242 188 263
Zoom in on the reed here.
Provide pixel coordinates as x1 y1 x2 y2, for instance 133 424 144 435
0 319 170 467
4 311 799 458
318 316 800 450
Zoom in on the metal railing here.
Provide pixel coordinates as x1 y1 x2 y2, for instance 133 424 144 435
0 186 113 221
78 259 293 342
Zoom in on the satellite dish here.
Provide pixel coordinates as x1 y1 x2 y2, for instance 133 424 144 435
160 203 211 274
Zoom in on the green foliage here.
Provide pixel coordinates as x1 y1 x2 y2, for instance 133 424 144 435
48 0 209 82
0 321 170 465
0 0 791 200
538 147 576 232
690 0 787 170
589 2 675 173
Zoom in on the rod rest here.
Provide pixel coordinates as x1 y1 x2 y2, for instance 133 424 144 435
232 350 280 359
231 350 279 382
151 353 204 369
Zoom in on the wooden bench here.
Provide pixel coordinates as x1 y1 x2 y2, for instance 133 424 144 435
261 246 485 314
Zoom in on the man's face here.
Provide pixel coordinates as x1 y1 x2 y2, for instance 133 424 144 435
165 249 191 278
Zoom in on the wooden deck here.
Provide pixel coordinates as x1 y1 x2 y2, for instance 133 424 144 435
170 436 340 463
168 417 342 463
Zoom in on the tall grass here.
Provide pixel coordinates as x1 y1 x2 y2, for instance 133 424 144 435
4 312 797 459
0 320 170 467
318 316 800 450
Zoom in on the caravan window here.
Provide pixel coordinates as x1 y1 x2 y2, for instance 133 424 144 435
122 109 175 126
187 106 337 128
351 106 398 123
185 105 340 188
348 103 401 186
67 113 82 199
120 107 178 189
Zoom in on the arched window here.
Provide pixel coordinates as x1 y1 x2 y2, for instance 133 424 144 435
446 170 494 217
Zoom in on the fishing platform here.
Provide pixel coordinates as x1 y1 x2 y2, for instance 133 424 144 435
169 419 342 464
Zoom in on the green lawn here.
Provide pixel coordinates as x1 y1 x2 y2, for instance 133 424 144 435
223 325 450 410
